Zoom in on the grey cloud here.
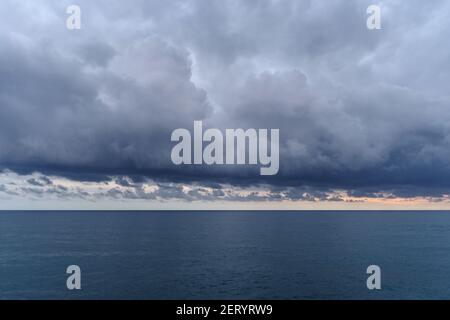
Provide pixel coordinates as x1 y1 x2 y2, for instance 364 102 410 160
3 172 447 203
0 30 210 176
1 0 450 200
27 176 53 187
76 41 116 67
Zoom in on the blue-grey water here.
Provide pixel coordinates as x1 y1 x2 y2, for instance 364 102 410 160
1 211 450 300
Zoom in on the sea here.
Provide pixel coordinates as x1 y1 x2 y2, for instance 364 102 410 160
1 210 450 300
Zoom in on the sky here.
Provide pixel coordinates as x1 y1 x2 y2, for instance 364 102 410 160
1 0 450 210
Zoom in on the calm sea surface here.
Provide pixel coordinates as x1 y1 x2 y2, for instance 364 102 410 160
1 211 450 299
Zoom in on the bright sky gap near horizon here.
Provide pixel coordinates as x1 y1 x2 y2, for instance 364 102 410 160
1 1 450 209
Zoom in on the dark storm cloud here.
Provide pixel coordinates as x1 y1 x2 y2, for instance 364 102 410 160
1 0 450 200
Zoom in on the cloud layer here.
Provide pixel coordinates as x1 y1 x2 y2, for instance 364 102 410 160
1 0 450 202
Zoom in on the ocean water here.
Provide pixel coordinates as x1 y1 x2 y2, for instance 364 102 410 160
1 211 450 300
